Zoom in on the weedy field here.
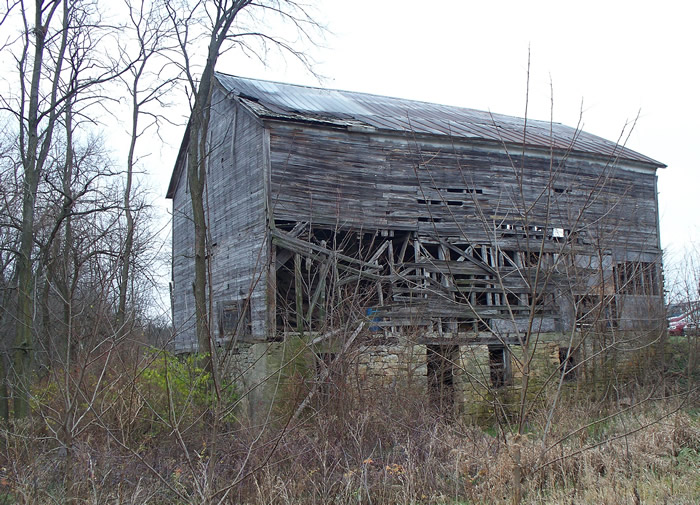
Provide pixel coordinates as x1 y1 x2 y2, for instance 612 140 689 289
0 338 697 505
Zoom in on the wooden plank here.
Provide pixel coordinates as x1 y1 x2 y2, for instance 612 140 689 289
307 260 331 323
272 229 383 271
294 253 303 332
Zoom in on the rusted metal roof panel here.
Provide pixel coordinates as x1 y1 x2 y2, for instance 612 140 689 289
216 73 664 168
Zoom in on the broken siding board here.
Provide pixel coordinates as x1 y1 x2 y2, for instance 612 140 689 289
271 229 384 270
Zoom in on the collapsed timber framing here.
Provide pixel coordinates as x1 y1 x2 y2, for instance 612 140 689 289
272 223 555 337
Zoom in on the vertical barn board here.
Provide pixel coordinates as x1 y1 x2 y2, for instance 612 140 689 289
171 142 197 352
207 85 269 341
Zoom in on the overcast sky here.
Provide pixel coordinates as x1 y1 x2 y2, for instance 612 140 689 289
187 0 697 276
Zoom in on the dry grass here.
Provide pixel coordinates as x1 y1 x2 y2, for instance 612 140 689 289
0 348 697 504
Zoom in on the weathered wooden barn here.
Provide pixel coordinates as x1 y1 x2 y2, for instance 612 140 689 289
167 73 665 414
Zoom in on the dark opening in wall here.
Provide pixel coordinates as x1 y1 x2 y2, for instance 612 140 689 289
416 198 464 206
436 187 482 195
558 347 578 381
422 242 440 259
488 345 510 388
502 249 518 267
575 295 619 330
527 292 554 314
614 261 660 296
506 293 521 306
218 300 251 338
427 345 458 413
524 250 541 268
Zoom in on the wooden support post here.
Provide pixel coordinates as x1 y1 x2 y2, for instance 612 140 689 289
397 234 410 264
414 237 422 284
268 244 277 336
375 281 384 309
483 245 493 307
294 253 304 332
307 260 331 325
387 240 396 332
368 239 391 265
387 240 395 274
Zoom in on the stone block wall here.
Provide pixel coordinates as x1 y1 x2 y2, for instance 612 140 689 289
223 330 654 424
353 343 428 388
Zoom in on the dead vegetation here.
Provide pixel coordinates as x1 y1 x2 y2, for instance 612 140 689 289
0 336 696 505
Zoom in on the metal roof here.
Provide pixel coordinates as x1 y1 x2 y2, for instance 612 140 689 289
216 72 665 168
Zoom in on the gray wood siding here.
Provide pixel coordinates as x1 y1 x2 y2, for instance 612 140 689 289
267 122 661 333
171 86 269 352
172 100 662 347
207 87 269 342
171 144 196 352
267 123 660 259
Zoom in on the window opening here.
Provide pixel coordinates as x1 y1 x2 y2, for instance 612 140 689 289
525 251 541 268
427 345 458 413
575 295 602 330
506 292 521 306
218 300 251 338
502 250 518 267
558 347 578 381
422 243 440 259
614 261 659 296
488 345 511 388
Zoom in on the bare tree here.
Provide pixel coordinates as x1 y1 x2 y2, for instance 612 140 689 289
666 245 700 376
115 0 177 334
8 0 68 419
0 0 131 419
0 120 21 421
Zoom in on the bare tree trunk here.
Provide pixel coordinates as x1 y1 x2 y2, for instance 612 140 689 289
13 0 65 418
117 0 178 336
170 0 250 364
511 435 522 505
187 109 210 359
13 171 38 418
0 356 8 422
117 80 137 332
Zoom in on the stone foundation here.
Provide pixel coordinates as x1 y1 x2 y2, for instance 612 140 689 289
224 330 656 424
